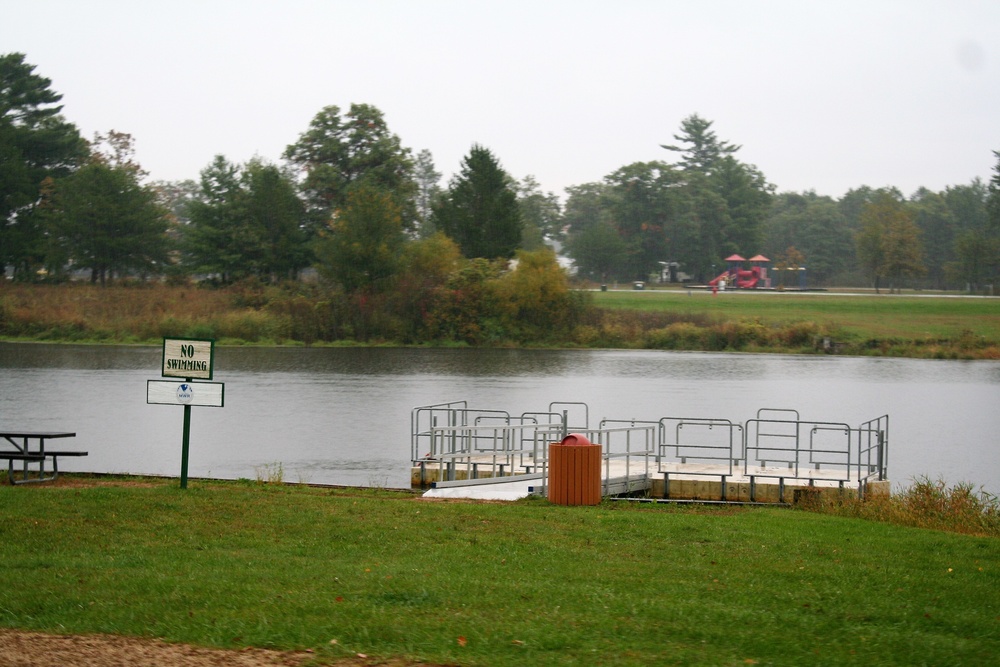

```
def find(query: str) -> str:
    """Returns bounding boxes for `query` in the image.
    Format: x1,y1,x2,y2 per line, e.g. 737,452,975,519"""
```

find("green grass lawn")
593,289,1000,340
2,479,997,666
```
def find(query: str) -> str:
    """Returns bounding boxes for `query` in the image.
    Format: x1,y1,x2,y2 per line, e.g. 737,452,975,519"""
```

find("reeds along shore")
1,282,998,359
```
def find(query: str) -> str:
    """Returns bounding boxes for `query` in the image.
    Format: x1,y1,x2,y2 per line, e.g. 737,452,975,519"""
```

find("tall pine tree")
433,145,522,259
0,53,87,278
47,133,169,284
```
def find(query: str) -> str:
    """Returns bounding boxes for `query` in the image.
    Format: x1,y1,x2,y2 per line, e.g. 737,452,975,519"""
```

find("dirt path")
0,630,444,666
0,630,316,666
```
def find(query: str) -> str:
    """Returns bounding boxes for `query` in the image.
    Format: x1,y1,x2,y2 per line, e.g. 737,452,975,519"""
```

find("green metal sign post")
180,381,192,489
149,338,223,489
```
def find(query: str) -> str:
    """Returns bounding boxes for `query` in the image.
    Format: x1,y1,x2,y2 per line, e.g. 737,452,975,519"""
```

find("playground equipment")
708,254,779,289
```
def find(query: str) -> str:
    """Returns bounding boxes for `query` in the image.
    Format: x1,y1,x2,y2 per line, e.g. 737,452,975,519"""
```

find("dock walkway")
412,402,889,503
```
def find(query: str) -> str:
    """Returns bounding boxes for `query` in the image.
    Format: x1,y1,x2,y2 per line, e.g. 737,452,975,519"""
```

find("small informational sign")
147,380,225,407
162,337,214,380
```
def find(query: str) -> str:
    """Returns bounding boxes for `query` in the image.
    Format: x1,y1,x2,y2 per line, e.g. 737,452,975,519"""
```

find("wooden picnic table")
1,431,88,485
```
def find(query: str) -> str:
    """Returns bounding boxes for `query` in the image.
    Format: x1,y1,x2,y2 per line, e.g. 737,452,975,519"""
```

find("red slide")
735,268,759,288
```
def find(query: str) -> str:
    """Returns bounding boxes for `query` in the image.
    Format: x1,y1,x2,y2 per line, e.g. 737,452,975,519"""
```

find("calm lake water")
1,343,998,494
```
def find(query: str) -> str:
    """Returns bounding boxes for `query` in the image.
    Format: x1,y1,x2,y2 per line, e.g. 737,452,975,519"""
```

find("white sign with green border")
147,380,224,407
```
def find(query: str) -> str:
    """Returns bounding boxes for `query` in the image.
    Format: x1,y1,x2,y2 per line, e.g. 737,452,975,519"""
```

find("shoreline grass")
591,289,1000,358
1,477,998,666
2,282,999,358
593,289,1000,339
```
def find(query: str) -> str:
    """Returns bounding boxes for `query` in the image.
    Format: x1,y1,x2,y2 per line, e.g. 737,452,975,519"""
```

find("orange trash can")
548,433,602,505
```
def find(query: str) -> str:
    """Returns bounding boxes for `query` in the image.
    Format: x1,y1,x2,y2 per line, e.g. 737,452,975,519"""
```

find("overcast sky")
4,0,998,200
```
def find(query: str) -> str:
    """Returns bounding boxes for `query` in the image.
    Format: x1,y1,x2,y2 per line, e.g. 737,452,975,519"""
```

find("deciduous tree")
498,247,582,341
514,175,562,251
313,184,405,294
151,179,199,227
949,154,1000,291
392,232,462,341
712,156,772,256
566,219,627,283
856,191,925,293
763,192,853,285
602,161,680,280
284,104,416,233
562,182,609,235
910,187,956,289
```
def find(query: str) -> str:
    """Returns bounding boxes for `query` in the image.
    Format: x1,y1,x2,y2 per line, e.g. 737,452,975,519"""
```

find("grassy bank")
1,478,998,666
2,282,999,358
593,289,1000,339
586,288,1000,358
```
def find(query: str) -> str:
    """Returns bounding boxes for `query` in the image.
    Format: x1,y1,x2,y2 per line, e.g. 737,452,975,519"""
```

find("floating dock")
412,402,889,503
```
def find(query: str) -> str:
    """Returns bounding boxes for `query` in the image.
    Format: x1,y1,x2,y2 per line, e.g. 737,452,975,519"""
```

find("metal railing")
424,421,565,482
411,400,467,461
587,422,657,494
412,402,889,498
656,416,744,476
743,413,889,488
412,401,524,461
859,414,889,482
417,415,655,494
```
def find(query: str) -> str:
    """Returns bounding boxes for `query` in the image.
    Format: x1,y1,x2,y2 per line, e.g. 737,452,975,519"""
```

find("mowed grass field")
1,479,998,666
593,288,1000,341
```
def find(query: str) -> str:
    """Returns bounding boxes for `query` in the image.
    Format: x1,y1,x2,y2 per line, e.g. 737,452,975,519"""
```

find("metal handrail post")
878,430,886,481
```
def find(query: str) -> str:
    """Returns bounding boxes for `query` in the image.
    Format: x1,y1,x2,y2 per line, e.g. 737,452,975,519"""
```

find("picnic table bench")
1,431,88,485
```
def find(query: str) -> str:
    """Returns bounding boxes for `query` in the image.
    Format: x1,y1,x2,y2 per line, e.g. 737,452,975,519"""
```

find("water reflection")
0,344,158,370
217,346,583,377
1,343,997,494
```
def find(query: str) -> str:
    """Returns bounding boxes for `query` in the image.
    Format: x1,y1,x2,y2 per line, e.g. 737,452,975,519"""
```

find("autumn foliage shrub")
644,322,705,349
575,308,713,349
421,258,507,344
779,320,821,347
415,248,587,345
582,308,826,352
390,233,463,343
264,292,338,344
708,319,771,350
496,248,588,342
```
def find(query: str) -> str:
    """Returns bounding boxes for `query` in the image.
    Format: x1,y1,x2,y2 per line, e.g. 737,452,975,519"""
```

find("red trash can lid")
560,433,592,446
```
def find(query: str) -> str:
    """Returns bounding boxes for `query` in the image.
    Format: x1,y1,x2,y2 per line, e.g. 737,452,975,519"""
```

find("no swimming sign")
162,337,214,380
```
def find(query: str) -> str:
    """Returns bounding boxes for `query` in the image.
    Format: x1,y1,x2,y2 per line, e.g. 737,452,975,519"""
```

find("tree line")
564,116,1000,293
2,51,999,296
